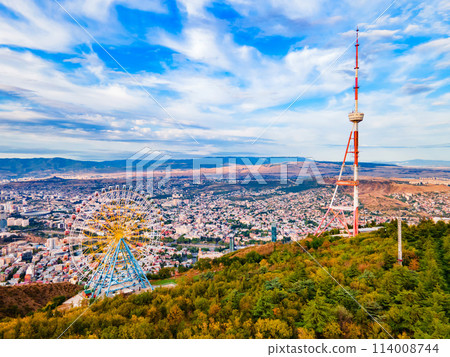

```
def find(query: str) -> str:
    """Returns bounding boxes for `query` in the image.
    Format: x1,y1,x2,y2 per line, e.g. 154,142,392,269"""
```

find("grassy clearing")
151,278,176,286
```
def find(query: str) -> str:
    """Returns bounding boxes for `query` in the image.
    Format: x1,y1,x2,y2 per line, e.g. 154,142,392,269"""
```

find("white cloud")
0,0,448,161
342,29,401,41
0,0,82,52
262,0,324,20
176,0,212,18
226,0,323,20
63,0,167,22
0,103,48,121
0,48,147,112
155,27,232,69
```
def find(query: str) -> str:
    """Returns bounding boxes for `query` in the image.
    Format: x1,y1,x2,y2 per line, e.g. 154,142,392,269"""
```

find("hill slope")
0,282,82,318
0,220,448,339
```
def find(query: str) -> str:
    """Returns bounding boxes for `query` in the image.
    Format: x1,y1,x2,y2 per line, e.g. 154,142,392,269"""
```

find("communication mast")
398,217,403,266
315,28,364,237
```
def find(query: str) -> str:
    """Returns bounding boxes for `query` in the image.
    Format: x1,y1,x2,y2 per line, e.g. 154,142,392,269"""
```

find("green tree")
302,293,334,335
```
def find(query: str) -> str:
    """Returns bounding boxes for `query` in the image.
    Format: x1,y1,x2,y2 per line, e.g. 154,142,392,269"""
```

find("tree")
252,294,274,319
264,277,282,290
323,322,342,338
297,327,315,338
196,258,212,270
168,304,184,326
302,294,334,335
382,252,396,270
254,318,291,338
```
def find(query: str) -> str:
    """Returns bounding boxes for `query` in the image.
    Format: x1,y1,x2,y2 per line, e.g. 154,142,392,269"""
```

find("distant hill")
0,157,126,177
0,157,309,178
384,159,450,167
0,157,449,180
0,157,253,177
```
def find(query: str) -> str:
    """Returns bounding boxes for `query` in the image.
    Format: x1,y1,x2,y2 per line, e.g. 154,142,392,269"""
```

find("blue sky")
0,0,449,162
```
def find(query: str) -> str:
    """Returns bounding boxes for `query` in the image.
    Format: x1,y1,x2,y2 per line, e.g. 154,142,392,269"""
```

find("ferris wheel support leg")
88,242,115,294
121,239,153,290
104,241,122,297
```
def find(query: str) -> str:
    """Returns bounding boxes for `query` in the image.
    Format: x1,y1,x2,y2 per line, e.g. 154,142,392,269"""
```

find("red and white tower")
315,28,364,237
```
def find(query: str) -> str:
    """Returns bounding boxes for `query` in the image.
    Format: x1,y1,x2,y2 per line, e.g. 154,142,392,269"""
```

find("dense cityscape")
1,175,448,287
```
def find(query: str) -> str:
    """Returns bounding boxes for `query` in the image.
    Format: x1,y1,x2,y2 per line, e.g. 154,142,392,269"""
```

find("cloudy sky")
0,0,449,162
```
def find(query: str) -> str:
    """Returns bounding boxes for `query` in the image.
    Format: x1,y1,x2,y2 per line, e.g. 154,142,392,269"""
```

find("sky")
0,0,449,162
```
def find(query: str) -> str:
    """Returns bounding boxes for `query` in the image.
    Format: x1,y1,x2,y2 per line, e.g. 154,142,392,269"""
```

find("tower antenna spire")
355,26,359,112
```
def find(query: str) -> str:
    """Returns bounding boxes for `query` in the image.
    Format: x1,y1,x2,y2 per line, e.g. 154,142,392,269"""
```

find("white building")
198,248,223,260
26,264,35,277
46,238,58,250
175,225,190,236
6,218,29,227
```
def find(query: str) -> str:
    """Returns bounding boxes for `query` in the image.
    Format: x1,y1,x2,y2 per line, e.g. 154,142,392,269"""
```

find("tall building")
271,222,277,242
229,235,235,251
0,219,6,231
0,212,6,232
46,238,58,250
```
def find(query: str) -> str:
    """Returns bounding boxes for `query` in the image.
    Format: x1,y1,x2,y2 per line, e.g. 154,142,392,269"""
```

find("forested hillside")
0,220,448,339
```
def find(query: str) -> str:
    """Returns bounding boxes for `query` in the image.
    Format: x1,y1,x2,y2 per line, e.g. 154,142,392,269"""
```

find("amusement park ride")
315,28,364,237
68,186,163,297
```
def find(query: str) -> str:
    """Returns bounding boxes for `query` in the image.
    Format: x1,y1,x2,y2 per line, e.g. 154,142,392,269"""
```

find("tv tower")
315,28,364,237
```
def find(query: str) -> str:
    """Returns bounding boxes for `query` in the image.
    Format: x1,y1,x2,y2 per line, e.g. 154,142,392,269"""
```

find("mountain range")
0,157,449,179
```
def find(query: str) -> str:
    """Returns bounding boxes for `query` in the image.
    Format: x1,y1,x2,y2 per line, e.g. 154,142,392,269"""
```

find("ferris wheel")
68,185,164,297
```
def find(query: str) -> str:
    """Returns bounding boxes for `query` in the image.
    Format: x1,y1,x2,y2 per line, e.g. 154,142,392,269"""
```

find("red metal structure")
315,28,364,237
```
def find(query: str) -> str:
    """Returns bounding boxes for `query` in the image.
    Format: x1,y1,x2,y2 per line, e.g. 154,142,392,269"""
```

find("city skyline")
0,0,449,162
